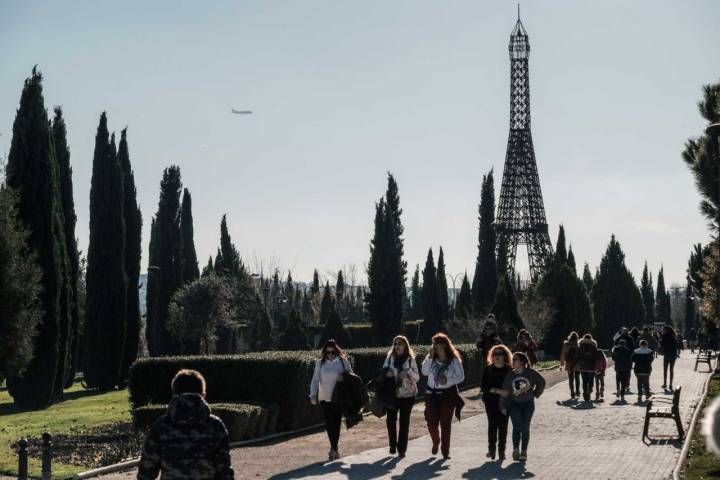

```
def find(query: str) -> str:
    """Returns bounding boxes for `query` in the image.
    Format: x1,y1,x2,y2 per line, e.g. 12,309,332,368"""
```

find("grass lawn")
536,360,560,370
0,381,132,479
683,375,720,479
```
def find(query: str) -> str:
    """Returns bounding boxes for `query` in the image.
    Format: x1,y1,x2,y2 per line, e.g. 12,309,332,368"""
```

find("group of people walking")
309,320,545,464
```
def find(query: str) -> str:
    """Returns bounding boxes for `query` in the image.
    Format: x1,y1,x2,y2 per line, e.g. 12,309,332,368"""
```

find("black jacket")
614,333,635,350
332,371,369,429
367,368,396,417
575,338,598,372
632,347,654,375
611,345,633,372
661,332,678,359
481,364,511,408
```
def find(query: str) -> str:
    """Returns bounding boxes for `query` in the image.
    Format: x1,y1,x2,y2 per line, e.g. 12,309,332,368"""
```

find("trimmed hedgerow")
344,324,375,348
403,320,423,343
128,344,481,433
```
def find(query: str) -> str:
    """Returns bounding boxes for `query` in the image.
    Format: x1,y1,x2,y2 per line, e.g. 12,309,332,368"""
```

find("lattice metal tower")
495,11,554,281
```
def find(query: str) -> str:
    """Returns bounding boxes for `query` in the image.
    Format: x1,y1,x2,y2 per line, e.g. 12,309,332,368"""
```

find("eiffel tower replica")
495,11,554,281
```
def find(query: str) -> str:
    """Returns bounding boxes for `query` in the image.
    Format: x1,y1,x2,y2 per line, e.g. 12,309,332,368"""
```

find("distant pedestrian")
676,330,684,358
476,316,503,362
575,334,599,403
594,348,607,402
137,369,234,480
651,329,661,358
498,352,546,463
481,344,512,460
629,327,641,348
310,340,354,461
560,332,580,400
613,327,635,350
639,327,657,355
422,333,466,460
660,325,679,390
611,340,632,402
515,329,539,366
632,340,654,403
381,335,420,458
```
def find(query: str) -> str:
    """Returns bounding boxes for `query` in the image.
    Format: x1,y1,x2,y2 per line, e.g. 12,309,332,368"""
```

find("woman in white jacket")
421,333,465,459
382,335,420,458
309,340,352,461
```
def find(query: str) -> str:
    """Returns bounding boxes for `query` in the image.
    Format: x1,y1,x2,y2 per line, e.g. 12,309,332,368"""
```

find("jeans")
594,373,605,397
615,370,631,396
387,397,414,454
425,394,455,457
580,371,595,401
484,401,509,455
508,401,535,451
567,371,580,397
636,374,651,399
663,355,677,386
321,401,342,450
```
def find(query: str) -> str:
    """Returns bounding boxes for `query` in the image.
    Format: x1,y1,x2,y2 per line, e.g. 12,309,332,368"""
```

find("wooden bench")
642,386,683,441
694,350,714,372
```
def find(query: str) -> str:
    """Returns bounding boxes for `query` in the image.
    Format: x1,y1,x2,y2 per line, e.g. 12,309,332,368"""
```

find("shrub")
345,324,375,348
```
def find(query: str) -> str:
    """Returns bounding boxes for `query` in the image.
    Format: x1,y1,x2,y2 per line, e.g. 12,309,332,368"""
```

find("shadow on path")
270,456,402,480
462,460,535,479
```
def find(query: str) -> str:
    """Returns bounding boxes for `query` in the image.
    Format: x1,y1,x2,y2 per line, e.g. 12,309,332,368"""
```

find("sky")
1,0,717,288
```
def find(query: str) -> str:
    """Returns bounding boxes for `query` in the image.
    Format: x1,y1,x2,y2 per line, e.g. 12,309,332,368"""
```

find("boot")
486,446,496,460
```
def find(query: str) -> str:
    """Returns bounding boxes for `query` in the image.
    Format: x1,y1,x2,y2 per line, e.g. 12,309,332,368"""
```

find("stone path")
272,355,709,480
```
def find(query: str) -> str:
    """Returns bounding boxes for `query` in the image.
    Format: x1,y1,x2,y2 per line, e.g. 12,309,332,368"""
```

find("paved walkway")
273,355,709,480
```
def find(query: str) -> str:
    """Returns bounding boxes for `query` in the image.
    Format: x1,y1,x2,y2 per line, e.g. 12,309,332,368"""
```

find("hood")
579,337,597,347
634,346,652,354
168,393,211,425
564,339,578,346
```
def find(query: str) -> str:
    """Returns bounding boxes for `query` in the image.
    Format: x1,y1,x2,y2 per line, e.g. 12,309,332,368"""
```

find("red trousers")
425,394,455,456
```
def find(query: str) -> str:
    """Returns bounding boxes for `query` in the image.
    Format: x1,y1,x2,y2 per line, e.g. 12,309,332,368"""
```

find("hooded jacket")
575,337,598,372
611,344,633,372
632,346,654,375
138,393,234,480
560,339,579,372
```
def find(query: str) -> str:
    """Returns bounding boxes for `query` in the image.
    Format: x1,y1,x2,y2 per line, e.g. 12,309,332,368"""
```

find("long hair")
387,335,416,359
430,333,462,363
566,331,579,342
663,325,676,339
486,344,512,366
517,329,532,342
319,339,347,363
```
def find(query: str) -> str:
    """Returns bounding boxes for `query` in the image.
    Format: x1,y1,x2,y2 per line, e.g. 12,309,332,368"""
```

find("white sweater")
421,356,465,390
309,356,352,402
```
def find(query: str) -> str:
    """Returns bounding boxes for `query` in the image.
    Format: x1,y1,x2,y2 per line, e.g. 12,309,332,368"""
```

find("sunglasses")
325,350,337,356
393,342,404,346
493,352,506,358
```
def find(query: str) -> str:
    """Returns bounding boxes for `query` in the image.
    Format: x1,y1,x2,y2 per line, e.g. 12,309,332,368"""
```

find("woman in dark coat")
575,334,599,403
481,344,513,460
660,325,679,390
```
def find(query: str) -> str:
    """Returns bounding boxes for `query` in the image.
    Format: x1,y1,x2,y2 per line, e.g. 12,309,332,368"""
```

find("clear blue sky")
1,0,717,288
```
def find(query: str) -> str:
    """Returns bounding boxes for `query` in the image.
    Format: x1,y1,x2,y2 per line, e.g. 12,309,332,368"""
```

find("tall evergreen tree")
555,225,568,264
320,301,351,347
582,262,594,293
285,272,295,302
217,214,244,278
277,308,310,350
492,274,524,343
640,262,655,325
117,128,142,384
655,266,672,325
567,245,577,275
52,107,81,389
437,247,449,320
85,119,128,389
684,277,696,337
410,264,422,321
496,235,509,279
335,270,345,300
368,174,407,344
455,273,472,319
146,218,160,355
180,189,199,283
253,309,274,351
201,256,214,277
591,235,644,346
311,269,320,295
472,170,497,315
420,248,442,343
320,282,333,325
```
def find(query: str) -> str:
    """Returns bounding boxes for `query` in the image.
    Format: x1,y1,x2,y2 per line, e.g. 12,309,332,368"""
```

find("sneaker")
498,450,506,460
661,384,666,389
519,451,527,462
329,449,339,461
432,443,439,455
398,451,406,458
486,450,496,460
442,453,451,460
389,446,396,455
669,385,673,391
512,449,520,461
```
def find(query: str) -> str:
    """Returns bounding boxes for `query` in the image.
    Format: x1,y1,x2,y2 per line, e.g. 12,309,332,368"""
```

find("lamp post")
445,272,464,319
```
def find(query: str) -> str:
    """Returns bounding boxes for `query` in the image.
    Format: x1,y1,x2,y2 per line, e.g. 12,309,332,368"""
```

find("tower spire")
518,3,520,21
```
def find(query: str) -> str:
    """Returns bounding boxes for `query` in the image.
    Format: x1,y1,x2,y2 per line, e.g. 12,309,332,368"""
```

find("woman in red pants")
421,333,465,459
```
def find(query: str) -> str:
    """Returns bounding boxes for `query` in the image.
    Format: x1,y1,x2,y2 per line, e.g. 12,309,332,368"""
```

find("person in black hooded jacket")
611,340,632,402
575,334,599,403
481,344,513,460
660,325,679,390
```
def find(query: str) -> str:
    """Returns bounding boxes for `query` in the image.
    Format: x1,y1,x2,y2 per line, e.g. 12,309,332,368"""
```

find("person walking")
498,352,546,463
676,330,684,358
611,339,633,402
575,334,599,403
560,332,580,400
137,369,234,480
515,329,539,366
310,340,354,461
382,335,420,458
594,348,607,402
660,325,679,390
481,344,512,460
632,340,654,403
614,327,635,349
629,327,641,349
422,333,465,460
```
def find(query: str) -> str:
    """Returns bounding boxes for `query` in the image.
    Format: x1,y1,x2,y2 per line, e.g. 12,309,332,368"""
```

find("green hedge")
128,344,482,433
403,320,423,343
134,403,277,441
345,324,375,348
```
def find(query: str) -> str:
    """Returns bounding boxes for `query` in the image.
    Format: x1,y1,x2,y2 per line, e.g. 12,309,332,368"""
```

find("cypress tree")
311,269,320,295
591,235,644,347
6,68,74,408
472,170,497,315
567,245,577,275
118,128,142,384
85,119,128,389
555,225,568,264
420,248,442,343
582,262,594,293
302,290,312,323
285,272,295,301
320,301,351,347
217,214,244,278
455,273,472,319
684,277,696,337
320,282,333,325
437,247,449,320
497,235,509,281
410,264,422,321
336,271,345,301
253,309,274,351
180,189,199,283
146,218,160,355
52,107,81,389
492,274,524,343
201,256,214,277
640,262,655,325
277,308,310,350
655,266,672,325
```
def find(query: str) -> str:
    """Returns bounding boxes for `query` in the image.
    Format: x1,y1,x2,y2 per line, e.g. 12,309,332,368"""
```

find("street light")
445,272,465,319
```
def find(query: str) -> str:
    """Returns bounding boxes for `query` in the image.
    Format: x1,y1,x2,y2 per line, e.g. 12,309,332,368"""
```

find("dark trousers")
567,371,580,396
484,402,509,455
636,374,651,398
387,397,414,454
425,394,455,457
321,401,342,450
580,371,595,401
508,401,535,451
615,370,631,396
663,355,676,386
594,373,605,396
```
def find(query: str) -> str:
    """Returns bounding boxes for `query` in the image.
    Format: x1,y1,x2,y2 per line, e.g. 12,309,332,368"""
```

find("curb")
672,372,715,480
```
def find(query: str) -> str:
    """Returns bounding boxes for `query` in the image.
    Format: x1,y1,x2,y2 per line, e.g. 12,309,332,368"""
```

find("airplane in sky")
232,109,252,114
